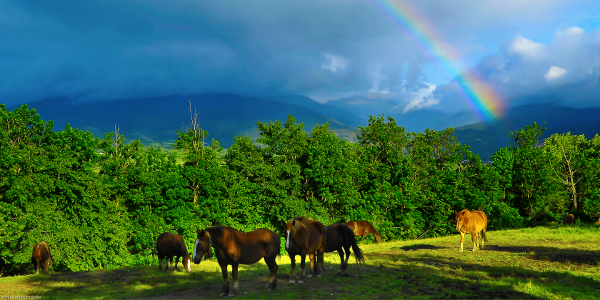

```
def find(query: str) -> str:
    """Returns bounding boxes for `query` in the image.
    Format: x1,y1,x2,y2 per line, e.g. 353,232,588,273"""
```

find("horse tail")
344,226,365,264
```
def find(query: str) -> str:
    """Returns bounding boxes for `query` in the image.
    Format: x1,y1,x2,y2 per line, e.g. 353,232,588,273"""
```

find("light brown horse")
32,241,51,274
455,210,488,252
344,220,382,244
193,226,280,297
283,217,326,283
323,223,365,276
563,214,575,225
156,232,191,272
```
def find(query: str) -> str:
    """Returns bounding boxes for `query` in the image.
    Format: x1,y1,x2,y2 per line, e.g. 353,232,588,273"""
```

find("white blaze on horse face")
285,230,290,250
193,238,199,261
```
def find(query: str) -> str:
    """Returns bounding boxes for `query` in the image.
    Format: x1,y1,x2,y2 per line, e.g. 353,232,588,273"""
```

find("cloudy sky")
2,0,600,121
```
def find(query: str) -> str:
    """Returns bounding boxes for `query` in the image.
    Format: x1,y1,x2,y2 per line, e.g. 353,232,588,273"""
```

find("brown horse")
455,209,488,252
193,226,280,297
323,223,365,276
563,214,575,225
156,232,191,272
344,220,382,244
283,217,327,283
31,241,51,274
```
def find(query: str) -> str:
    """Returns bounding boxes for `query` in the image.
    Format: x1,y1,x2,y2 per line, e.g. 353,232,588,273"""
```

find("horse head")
455,210,470,232
283,219,306,251
193,229,213,264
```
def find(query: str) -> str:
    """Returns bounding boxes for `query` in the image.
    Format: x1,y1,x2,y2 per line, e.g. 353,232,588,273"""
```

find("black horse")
324,222,365,276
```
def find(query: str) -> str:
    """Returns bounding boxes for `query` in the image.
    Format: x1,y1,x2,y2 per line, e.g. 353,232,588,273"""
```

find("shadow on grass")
369,251,600,300
486,245,600,265
394,244,447,251
22,257,541,299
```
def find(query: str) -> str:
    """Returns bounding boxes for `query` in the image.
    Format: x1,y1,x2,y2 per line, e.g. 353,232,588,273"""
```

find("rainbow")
370,0,505,123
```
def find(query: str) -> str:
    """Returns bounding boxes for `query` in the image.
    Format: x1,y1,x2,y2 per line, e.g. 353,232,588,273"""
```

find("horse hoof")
289,280,295,283
298,280,305,284
306,274,312,278
459,249,464,252
316,275,321,277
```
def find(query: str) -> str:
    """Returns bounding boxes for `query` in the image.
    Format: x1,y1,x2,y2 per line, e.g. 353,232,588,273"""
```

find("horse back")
470,211,488,232
157,232,188,257
32,242,51,260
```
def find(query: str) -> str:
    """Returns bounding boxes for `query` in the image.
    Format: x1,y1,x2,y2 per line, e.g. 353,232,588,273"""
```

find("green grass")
2,224,599,299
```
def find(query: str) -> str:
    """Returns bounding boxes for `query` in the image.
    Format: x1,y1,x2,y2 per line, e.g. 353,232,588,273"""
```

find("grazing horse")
283,217,327,283
193,226,280,297
563,214,575,225
156,232,191,272
323,223,365,276
455,209,488,252
32,241,51,274
344,220,382,244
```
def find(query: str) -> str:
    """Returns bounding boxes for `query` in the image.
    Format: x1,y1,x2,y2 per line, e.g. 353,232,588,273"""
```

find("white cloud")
544,66,568,81
403,83,439,113
507,36,543,57
556,27,584,38
321,53,348,72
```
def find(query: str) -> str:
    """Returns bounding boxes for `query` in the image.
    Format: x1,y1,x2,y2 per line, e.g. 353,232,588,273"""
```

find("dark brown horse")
563,214,576,225
31,241,51,274
283,217,326,283
156,232,191,272
193,226,280,297
455,209,488,252
323,223,365,276
344,220,382,244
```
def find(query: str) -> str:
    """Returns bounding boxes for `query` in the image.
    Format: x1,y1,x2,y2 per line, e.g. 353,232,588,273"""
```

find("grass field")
2,225,599,299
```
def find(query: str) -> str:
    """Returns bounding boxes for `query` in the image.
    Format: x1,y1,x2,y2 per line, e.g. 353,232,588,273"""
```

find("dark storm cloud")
1,0,428,106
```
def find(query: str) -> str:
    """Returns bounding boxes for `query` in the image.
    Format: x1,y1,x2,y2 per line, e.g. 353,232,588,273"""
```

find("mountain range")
8,94,600,161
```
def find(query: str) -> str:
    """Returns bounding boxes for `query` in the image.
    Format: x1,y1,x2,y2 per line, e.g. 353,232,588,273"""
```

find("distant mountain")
12,94,359,148
454,103,600,161
265,94,365,128
326,92,478,132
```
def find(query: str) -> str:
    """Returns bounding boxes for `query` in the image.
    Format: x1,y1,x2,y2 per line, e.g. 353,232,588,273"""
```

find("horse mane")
367,222,382,243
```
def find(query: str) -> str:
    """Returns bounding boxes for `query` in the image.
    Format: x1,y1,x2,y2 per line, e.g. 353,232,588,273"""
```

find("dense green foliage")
2,104,600,275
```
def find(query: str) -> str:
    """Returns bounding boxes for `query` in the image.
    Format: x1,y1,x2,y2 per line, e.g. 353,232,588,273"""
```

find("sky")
2,0,600,123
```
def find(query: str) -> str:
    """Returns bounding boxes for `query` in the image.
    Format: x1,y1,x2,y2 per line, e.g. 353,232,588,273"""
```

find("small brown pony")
455,209,488,252
156,232,191,272
344,220,382,244
563,214,575,225
193,226,280,297
323,223,365,276
32,241,51,274
283,217,326,283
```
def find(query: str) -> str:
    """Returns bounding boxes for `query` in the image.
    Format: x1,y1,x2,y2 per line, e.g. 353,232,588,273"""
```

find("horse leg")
480,229,487,250
459,232,465,252
168,256,173,271
264,256,278,290
298,254,306,283
360,232,367,244
471,232,478,251
336,249,345,275
219,262,230,296
158,254,163,271
36,259,40,274
289,255,297,283
174,256,179,271
306,253,315,277
344,245,351,275
229,263,239,297
316,250,324,277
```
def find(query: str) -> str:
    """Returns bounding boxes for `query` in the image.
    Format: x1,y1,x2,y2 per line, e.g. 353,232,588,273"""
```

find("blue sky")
2,0,600,119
